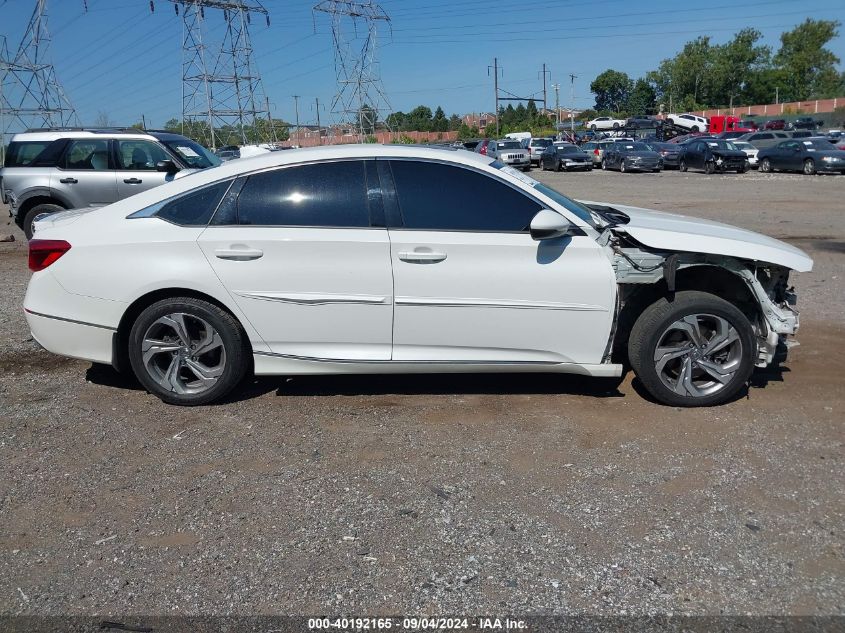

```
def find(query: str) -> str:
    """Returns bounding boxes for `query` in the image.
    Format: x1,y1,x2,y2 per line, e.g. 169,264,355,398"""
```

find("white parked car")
586,116,627,131
731,140,759,168
665,113,710,133
24,145,810,407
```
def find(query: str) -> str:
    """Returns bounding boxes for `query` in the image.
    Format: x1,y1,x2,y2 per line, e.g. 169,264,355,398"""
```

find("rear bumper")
25,310,114,364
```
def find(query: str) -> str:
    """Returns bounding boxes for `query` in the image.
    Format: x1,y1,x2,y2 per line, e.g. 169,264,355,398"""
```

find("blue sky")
2,0,844,131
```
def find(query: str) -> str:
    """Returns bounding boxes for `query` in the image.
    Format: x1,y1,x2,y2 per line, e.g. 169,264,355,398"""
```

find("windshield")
491,161,597,228
705,140,738,150
162,139,221,168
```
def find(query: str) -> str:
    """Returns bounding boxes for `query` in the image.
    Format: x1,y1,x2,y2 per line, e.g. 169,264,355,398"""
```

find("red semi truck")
709,115,757,135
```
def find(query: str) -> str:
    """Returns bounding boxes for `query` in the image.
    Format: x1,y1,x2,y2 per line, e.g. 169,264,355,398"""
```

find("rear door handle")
398,251,447,263
123,178,143,184
214,247,264,261
59,177,78,184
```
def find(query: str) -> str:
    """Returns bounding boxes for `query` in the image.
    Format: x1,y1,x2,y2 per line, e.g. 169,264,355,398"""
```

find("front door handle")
214,247,264,261
123,178,143,184
398,251,447,263
59,177,78,184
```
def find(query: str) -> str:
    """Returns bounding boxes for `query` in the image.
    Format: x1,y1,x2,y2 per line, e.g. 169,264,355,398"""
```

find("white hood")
582,202,813,272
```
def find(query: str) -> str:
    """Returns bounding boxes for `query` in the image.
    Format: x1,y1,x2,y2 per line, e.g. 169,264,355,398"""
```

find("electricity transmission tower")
313,0,392,141
152,0,274,149
1,0,80,161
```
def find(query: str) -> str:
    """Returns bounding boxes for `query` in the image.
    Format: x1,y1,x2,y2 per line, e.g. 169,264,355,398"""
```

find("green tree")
626,78,656,115
774,19,841,100
448,113,462,131
590,69,632,112
432,106,448,132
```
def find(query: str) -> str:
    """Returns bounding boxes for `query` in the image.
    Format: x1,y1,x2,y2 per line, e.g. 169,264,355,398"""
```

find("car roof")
10,128,193,143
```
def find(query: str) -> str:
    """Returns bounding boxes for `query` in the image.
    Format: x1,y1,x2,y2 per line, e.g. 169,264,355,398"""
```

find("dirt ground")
0,168,843,618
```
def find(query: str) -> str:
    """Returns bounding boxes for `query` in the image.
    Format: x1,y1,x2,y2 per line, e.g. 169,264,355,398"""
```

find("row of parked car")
465,131,845,176
585,113,826,134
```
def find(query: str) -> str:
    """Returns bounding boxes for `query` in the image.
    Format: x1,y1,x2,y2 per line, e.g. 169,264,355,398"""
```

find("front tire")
128,297,249,406
628,291,755,407
803,158,816,175
23,203,64,240
704,160,715,174
679,159,687,172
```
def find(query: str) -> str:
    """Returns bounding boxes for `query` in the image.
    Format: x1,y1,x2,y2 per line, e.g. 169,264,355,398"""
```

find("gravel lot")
0,168,843,618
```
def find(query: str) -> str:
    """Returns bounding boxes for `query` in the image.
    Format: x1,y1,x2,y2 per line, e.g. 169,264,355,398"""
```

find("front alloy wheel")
803,158,816,175
628,291,755,407
128,297,249,405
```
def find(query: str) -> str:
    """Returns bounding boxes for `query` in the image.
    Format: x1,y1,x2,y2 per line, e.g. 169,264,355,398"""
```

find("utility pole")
314,96,322,145
293,94,300,146
488,58,500,137
540,63,551,113
265,96,276,144
569,73,577,135
775,86,779,104
552,83,560,133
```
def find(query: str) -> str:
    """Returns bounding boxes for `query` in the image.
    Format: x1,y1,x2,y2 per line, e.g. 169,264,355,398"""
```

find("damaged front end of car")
601,230,801,369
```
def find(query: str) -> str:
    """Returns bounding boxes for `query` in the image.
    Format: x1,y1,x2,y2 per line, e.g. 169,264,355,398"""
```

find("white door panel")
389,230,616,363
198,227,393,360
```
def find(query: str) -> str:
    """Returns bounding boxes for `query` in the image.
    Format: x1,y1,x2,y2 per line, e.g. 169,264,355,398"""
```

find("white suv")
586,116,627,131
665,113,710,133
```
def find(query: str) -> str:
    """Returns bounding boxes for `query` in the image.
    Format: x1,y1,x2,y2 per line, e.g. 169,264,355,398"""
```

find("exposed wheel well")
611,265,760,364
16,196,67,227
113,288,253,375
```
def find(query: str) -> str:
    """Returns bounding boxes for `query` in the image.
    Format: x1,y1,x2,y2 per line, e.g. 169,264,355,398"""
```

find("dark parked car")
540,143,592,171
642,141,681,168
601,141,662,172
764,119,786,130
736,131,790,149
679,139,748,174
788,117,823,131
626,115,656,129
758,138,845,175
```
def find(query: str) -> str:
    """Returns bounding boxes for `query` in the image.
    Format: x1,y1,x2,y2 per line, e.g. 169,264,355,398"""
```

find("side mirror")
530,209,573,241
156,159,180,174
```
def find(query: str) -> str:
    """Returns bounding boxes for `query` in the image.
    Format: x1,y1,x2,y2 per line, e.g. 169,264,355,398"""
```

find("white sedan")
24,145,811,407
586,116,627,131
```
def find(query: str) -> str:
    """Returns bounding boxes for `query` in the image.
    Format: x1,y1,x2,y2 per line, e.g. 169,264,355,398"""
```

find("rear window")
4,141,51,167
128,180,232,226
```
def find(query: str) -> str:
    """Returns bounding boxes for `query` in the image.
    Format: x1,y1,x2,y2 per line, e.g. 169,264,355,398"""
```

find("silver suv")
1,128,220,238
484,139,530,171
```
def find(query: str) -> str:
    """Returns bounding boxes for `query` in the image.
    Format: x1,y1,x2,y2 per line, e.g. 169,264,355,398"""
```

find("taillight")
593,149,599,155
28,239,71,272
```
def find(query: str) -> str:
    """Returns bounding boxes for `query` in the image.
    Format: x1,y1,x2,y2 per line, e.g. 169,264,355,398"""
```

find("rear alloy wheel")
620,160,627,173
760,158,772,173
612,122,620,129
803,158,816,175
691,125,700,133
128,297,249,405
23,203,64,240
591,124,597,131
628,291,755,407
704,160,715,175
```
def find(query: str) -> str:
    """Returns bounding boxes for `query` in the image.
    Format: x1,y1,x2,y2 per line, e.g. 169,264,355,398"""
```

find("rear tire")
128,297,249,406
704,160,715,174
23,203,64,240
628,291,755,407
760,158,772,173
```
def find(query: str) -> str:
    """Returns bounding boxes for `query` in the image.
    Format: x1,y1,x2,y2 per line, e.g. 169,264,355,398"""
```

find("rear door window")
61,139,111,170
236,160,371,227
